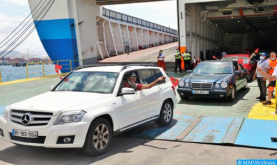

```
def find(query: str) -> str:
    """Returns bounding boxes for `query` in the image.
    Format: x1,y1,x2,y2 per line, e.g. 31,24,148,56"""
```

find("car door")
239,64,248,87
234,63,247,90
116,70,148,130
138,69,160,119
149,69,167,117
233,62,242,90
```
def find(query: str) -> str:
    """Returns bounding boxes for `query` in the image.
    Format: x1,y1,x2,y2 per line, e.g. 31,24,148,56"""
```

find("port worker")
254,52,270,101
174,48,182,73
157,50,166,71
263,52,277,105
183,49,191,71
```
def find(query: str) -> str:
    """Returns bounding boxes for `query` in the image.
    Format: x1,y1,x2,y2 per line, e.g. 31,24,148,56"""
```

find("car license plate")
12,129,38,138
192,90,209,94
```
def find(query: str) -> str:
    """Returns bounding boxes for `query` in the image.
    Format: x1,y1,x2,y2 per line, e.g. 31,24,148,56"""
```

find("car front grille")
191,83,213,89
10,110,53,126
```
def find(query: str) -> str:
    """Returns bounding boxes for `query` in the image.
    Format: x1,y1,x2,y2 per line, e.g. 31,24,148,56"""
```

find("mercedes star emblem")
21,113,31,125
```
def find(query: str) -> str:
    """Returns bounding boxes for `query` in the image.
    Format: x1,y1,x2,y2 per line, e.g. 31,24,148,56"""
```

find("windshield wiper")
213,73,229,74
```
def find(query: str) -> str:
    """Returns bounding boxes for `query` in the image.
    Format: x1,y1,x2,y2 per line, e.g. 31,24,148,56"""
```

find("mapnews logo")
237,159,277,165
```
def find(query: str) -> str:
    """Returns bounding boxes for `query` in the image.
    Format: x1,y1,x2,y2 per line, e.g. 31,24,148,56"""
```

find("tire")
83,118,112,156
180,96,189,100
155,100,173,126
227,86,236,101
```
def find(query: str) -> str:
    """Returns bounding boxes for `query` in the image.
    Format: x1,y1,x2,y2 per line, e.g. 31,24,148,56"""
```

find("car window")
153,69,165,84
119,70,141,93
122,71,141,84
153,69,163,78
139,69,156,84
193,63,233,74
55,72,118,93
222,56,249,64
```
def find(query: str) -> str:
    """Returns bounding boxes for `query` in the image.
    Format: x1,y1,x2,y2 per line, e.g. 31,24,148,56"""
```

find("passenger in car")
123,72,166,90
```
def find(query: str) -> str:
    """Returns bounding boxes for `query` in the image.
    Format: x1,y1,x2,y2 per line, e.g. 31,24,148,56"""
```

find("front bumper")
0,116,90,148
177,88,232,98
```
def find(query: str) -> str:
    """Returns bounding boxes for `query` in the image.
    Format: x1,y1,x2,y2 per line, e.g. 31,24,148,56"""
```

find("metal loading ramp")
129,115,277,150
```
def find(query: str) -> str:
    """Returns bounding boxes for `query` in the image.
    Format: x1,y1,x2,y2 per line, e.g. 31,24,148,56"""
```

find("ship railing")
0,60,79,83
26,60,79,79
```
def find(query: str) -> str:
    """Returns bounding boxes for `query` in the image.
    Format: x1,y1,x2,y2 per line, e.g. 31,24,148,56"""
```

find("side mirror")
50,85,54,91
187,70,192,73
121,88,135,95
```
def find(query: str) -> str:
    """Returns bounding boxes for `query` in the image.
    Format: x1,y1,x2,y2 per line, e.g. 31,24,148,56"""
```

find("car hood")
10,91,114,114
188,74,231,82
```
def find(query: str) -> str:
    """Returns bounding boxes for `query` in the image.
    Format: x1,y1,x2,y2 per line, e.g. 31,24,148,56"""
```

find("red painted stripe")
239,8,244,17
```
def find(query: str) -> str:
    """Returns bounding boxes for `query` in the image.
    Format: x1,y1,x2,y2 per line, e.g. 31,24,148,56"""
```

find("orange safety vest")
269,59,277,75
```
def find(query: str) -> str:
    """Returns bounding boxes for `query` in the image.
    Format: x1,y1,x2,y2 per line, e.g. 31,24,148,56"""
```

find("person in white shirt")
254,53,269,101
157,50,165,71
257,52,277,113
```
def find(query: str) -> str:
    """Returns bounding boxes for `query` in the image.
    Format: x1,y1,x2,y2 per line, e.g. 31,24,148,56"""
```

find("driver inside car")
123,72,166,90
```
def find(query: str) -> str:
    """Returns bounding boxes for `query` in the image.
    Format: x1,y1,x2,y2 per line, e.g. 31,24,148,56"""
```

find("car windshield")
193,63,233,74
54,72,118,93
222,56,249,64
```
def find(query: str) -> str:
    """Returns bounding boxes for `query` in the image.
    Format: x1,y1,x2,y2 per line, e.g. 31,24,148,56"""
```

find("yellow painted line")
0,77,46,86
248,99,277,120
0,73,69,86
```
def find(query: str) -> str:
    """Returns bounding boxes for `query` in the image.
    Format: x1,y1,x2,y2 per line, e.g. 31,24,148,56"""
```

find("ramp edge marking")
176,116,202,141
222,117,245,144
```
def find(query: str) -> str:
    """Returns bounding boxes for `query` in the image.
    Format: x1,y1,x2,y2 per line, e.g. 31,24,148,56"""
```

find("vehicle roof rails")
121,63,155,71
75,64,119,70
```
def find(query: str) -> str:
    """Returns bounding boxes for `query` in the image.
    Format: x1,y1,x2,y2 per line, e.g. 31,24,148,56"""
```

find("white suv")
0,65,177,155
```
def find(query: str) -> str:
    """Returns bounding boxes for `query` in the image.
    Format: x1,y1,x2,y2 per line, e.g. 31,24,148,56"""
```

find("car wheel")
227,86,236,101
180,96,189,100
83,118,112,156
155,100,173,126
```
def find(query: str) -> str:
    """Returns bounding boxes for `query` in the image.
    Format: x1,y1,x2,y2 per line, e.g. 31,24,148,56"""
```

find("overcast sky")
0,0,177,57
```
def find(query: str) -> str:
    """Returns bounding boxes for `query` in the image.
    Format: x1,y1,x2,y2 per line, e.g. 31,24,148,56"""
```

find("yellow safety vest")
175,52,182,59
184,53,191,60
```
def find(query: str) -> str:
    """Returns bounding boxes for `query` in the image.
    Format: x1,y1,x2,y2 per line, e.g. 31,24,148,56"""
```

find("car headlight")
54,110,86,125
2,106,10,120
221,81,228,88
215,84,220,88
185,83,189,88
179,80,184,87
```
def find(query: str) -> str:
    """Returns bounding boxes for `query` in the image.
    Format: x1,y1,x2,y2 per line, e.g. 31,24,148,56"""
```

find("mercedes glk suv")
0,65,177,155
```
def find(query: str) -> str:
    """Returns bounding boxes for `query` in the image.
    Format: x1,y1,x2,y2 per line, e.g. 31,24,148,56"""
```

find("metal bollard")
0,70,2,83
42,62,45,77
26,64,29,79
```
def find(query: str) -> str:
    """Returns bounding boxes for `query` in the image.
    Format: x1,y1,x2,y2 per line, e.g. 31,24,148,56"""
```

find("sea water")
0,64,56,82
